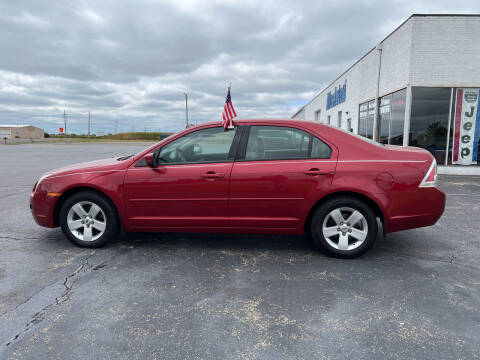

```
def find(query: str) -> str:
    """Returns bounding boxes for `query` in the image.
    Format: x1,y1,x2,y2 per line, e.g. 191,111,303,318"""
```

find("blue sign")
326,80,347,110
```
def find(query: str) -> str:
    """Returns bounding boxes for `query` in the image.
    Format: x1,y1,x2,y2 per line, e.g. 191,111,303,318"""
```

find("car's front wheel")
59,191,118,248
310,196,378,258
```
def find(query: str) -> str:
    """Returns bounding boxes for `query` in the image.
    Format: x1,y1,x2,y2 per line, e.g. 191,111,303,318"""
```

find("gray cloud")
0,0,479,134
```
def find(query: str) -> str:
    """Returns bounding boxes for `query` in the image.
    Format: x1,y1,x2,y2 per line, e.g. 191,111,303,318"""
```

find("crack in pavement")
0,234,58,242
0,278,60,318
0,235,44,241
55,254,107,305
0,236,25,241
0,251,107,352
55,252,95,305
377,248,480,271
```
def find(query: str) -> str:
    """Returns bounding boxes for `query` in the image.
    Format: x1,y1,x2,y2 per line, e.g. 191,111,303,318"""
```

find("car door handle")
201,171,225,179
304,168,330,176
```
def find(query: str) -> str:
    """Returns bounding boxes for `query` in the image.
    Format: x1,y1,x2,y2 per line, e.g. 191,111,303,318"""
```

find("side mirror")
145,153,155,167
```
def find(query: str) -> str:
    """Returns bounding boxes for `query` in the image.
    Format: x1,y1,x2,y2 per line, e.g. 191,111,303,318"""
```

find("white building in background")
292,14,480,173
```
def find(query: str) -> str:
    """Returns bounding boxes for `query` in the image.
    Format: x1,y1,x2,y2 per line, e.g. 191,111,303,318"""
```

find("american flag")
222,87,237,129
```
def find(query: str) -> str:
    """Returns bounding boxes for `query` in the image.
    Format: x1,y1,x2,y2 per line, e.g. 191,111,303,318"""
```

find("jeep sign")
453,88,480,165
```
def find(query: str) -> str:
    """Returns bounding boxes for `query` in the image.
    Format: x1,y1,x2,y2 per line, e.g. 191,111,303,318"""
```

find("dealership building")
292,14,480,174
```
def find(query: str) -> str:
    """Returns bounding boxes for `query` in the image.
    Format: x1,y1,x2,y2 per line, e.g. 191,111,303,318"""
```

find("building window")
358,100,375,139
379,96,391,143
409,87,451,162
327,115,331,125
0,129,12,138
337,111,342,128
379,88,406,145
314,109,321,122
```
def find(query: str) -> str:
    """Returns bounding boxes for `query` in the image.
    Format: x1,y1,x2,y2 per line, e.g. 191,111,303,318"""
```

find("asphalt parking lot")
0,142,479,360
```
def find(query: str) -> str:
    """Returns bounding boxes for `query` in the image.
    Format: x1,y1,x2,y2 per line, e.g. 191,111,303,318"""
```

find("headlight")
34,173,50,192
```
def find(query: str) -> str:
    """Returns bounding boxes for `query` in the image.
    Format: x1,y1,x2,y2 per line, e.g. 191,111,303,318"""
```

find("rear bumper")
385,186,446,233
30,191,57,228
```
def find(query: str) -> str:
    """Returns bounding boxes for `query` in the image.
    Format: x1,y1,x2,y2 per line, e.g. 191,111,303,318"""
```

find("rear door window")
311,136,332,159
244,126,331,161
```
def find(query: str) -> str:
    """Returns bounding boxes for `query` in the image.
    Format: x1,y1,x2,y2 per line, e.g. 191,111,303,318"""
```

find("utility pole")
63,110,67,143
184,92,189,128
88,112,91,138
115,120,118,134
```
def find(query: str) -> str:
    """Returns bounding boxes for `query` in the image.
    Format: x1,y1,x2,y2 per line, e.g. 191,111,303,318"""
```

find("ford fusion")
30,120,445,257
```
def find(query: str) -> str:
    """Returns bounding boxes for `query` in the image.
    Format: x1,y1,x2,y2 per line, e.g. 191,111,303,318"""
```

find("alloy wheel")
322,207,368,251
67,201,107,242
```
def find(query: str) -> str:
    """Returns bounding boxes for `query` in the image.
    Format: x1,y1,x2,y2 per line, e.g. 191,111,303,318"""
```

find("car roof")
196,118,309,125
194,118,329,129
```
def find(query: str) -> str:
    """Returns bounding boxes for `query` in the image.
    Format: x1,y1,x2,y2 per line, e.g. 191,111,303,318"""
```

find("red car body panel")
228,158,336,231
30,119,446,236
124,162,233,229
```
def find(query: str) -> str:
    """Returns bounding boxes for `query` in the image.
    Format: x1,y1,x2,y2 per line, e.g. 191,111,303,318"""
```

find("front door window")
158,126,237,164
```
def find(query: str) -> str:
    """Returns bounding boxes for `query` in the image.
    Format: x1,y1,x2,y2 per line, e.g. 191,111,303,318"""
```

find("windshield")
131,132,179,160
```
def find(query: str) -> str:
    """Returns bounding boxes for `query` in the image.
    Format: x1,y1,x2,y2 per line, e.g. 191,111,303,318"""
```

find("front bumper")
30,191,57,228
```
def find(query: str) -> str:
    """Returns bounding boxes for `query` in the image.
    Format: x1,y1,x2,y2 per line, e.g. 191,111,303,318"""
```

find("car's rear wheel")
310,196,378,258
59,191,118,248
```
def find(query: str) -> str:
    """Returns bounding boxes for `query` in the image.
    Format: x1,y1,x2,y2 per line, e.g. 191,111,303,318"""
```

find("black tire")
310,196,378,258
59,191,119,248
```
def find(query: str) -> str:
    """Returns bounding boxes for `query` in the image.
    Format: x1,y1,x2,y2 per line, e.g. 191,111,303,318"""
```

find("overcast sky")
1,0,479,134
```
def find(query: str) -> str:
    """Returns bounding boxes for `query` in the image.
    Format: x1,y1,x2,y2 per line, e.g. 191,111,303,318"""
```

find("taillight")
419,159,437,187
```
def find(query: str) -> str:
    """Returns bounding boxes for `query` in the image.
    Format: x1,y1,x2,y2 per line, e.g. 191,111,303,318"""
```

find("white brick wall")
378,18,412,95
294,15,480,134
410,16,480,87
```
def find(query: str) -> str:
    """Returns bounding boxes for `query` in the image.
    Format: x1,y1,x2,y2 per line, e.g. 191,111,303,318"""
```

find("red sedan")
30,120,445,257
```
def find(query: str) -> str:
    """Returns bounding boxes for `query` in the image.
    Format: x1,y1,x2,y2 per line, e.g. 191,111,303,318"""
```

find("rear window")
324,124,385,147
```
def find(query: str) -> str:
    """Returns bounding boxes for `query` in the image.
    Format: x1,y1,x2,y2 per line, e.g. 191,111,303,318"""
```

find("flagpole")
227,83,235,129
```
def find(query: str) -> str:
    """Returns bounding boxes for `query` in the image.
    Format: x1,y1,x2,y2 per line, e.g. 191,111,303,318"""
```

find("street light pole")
373,43,382,142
